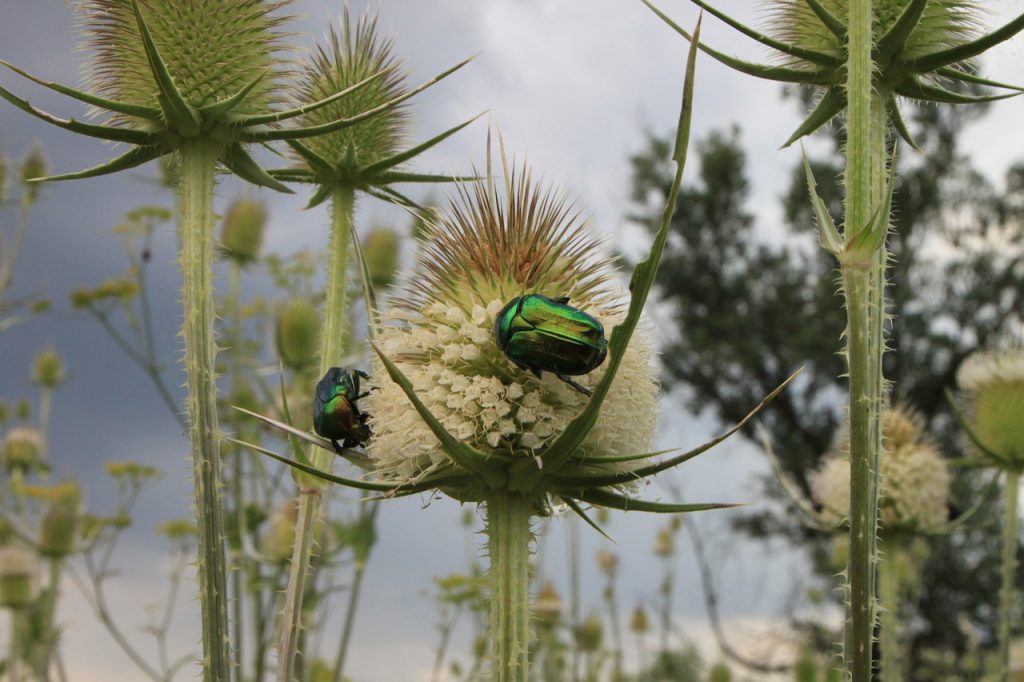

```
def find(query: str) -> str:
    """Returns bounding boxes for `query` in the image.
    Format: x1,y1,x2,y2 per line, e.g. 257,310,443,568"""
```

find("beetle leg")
556,374,592,397
354,391,370,400
553,296,570,304
529,367,543,380
330,438,344,455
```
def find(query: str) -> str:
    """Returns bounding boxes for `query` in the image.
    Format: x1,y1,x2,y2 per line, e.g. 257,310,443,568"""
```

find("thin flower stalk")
1000,470,1019,681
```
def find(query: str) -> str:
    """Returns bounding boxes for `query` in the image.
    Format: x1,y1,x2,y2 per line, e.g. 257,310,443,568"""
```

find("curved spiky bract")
77,0,292,125
294,9,408,170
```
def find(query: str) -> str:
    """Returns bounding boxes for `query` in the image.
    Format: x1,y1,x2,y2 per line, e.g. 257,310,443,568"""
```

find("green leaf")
935,67,1024,93
232,69,391,126
246,56,475,142
229,438,399,492
131,0,200,136
285,140,336,177
876,0,928,60
681,0,838,67
641,2,834,85
512,15,701,494
568,448,675,465
896,78,1020,105
304,185,333,210
29,146,165,182
802,145,842,255
907,12,1024,72
198,70,268,120
348,219,381,332
359,111,487,176
231,405,373,471
551,371,799,488
371,341,505,484
0,58,161,120
845,145,897,258
886,95,921,152
375,171,480,184
0,84,161,144
802,0,846,39
563,498,614,542
782,87,845,148
569,488,739,514
221,144,294,193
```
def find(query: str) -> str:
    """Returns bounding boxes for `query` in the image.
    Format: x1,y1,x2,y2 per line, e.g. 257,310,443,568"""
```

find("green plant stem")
1000,469,1020,682
277,185,355,682
841,1,889,679
331,503,379,682
227,261,245,680
878,536,901,682
178,138,231,682
10,608,20,682
487,492,533,682
569,516,581,682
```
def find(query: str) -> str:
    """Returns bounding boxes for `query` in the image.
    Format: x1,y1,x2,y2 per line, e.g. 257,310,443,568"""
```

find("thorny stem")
602,561,623,679
1000,469,1020,682
226,262,245,679
878,536,902,682
841,0,889,679
331,504,379,682
178,138,231,682
569,516,581,682
0,191,35,298
487,492,533,682
277,185,355,682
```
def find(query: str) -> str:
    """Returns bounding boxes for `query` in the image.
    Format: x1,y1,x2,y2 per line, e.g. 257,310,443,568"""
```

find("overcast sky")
2,2,1023,681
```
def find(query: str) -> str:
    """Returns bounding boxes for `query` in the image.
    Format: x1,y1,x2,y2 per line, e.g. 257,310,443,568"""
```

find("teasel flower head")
643,0,1024,148
364,163,659,502
0,0,427,191
956,346,1024,467
0,544,38,609
810,405,951,532
270,6,479,208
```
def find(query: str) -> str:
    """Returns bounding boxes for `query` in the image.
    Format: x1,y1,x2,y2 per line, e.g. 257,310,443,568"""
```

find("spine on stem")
179,138,232,682
277,186,355,682
487,492,533,682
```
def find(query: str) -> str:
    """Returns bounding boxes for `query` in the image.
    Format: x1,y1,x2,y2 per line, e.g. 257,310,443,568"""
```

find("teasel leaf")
198,70,269,120
906,12,1024,72
886,95,921,152
276,367,312,466
782,87,845,148
802,145,843,255
245,55,474,142
877,0,928,60
563,498,614,542
895,78,1020,105
304,185,333,210
232,405,372,470
374,171,480,184
0,58,160,120
756,424,840,532
568,448,675,465
234,68,391,126
568,488,739,514
284,140,336,176
130,0,200,135
0,84,160,144
681,0,838,66
802,0,846,39
222,143,293,193
371,341,506,485
361,111,487,176
845,146,898,259
365,184,422,210
29,145,165,182
230,438,402,493
935,67,1024,93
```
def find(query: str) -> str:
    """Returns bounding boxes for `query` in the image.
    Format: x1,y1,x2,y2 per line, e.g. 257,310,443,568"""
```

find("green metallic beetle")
313,367,371,452
494,293,608,396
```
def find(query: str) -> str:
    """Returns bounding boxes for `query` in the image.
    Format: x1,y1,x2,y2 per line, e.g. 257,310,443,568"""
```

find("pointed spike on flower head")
290,6,409,176
74,0,293,129
363,152,660,498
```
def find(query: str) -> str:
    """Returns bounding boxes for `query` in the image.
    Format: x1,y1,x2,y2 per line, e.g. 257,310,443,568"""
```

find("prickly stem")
179,138,232,682
277,186,355,681
999,469,1020,682
486,492,533,682
878,536,902,682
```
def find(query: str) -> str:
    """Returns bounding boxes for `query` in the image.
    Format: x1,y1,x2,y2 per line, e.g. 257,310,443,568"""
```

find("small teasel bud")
534,580,564,624
19,145,46,202
0,544,37,609
260,500,297,561
2,426,45,473
363,227,401,289
32,347,66,389
275,299,321,372
573,614,604,652
957,348,1024,463
596,549,618,577
629,605,649,634
14,399,30,421
37,481,82,558
219,198,267,266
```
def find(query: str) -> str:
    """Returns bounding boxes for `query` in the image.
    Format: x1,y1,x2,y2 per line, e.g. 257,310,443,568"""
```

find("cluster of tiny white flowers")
810,408,951,532
957,349,1024,392
366,297,658,485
